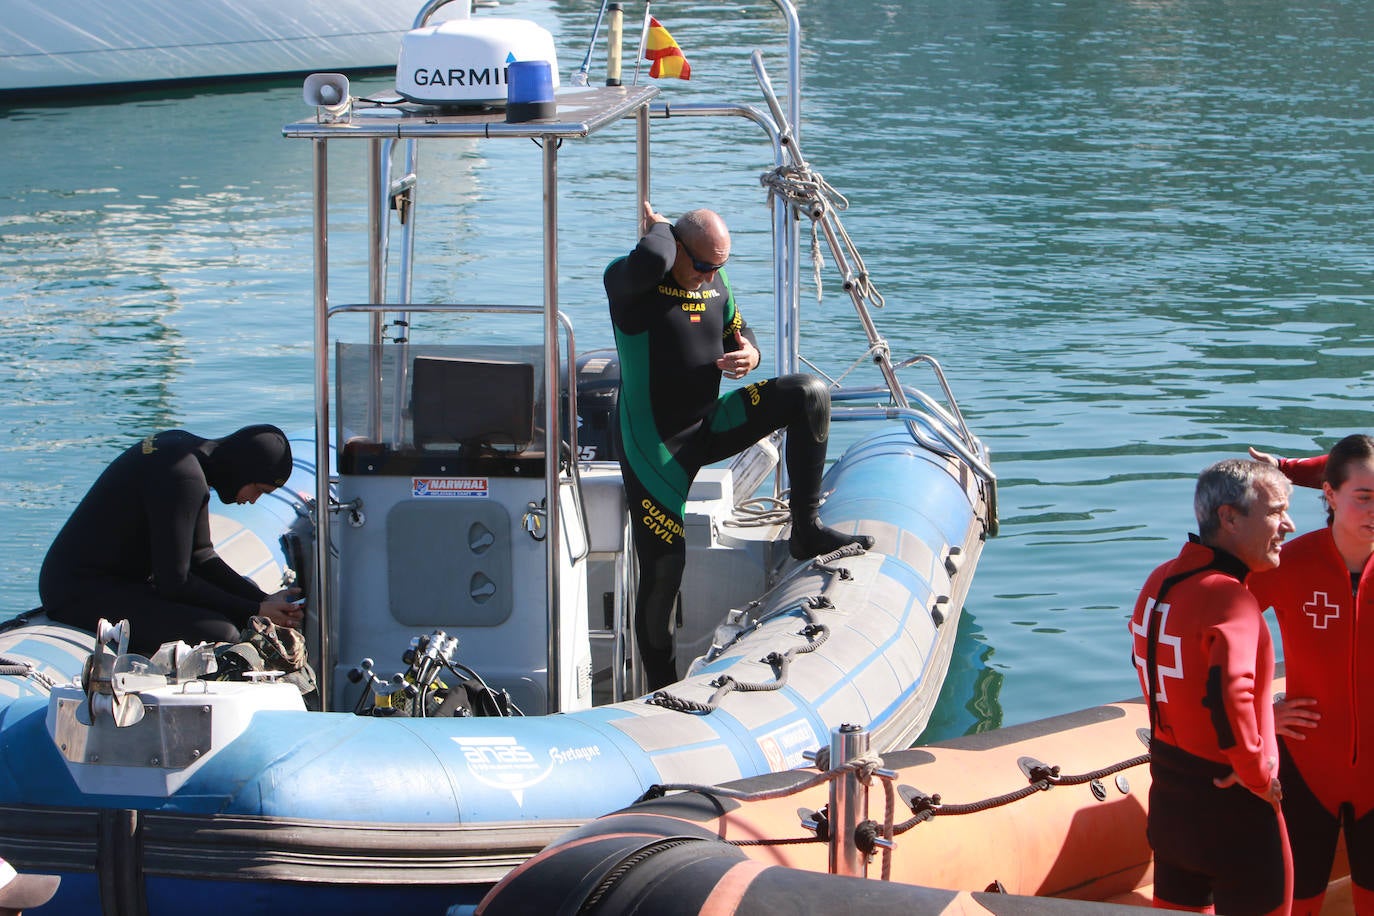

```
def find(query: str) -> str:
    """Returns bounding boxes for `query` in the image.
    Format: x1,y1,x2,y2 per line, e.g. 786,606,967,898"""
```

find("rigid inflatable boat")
0,2,996,913
479,676,1355,914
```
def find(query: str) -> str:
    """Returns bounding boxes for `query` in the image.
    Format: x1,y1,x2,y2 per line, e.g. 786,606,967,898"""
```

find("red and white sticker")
412,477,489,498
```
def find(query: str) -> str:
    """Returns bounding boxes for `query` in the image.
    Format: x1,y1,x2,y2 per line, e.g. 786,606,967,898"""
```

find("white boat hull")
0,0,419,94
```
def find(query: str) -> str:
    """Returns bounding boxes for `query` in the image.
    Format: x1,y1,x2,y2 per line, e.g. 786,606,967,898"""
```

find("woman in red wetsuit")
1249,434,1374,915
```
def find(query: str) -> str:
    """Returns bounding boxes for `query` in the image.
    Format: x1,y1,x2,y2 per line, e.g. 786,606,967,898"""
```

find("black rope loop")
892,752,1151,835
812,560,853,579
646,623,830,713
645,691,714,714
731,805,829,848
854,819,883,856
1048,754,1151,786
794,623,830,654
1025,763,1060,788
811,541,869,565
636,784,669,803
730,834,824,848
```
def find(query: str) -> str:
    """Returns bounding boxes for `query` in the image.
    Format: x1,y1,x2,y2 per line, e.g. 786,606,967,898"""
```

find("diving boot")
782,375,875,560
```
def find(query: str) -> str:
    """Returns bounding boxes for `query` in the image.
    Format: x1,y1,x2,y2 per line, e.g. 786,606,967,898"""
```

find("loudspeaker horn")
303,72,352,121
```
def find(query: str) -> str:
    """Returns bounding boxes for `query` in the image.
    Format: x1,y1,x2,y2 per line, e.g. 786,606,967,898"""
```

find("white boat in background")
0,0,435,97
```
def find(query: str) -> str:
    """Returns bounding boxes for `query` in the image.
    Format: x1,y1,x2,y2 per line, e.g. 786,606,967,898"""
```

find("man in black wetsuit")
605,204,873,690
40,425,304,655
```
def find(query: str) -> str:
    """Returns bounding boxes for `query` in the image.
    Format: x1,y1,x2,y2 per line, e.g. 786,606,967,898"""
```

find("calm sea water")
1,0,1370,742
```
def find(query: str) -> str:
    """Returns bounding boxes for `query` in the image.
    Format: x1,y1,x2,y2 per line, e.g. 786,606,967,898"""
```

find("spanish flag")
645,17,691,80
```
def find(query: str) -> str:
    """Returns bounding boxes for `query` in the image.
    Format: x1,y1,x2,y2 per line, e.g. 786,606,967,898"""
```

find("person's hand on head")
1248,446,1283,468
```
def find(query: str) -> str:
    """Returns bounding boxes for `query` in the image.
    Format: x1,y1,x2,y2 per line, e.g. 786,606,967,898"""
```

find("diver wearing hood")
40,425,303,655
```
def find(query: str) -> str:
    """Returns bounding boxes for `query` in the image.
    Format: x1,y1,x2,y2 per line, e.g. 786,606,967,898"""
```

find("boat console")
328,341,588,716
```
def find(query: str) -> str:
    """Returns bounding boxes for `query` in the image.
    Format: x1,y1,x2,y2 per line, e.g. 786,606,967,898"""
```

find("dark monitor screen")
410,356,536,450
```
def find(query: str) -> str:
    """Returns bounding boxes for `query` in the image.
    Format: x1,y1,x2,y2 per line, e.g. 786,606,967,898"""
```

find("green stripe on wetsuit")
608,253,747,516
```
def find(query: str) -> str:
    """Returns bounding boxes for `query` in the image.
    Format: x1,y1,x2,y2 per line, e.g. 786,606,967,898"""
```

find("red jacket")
1249,527,1374,816
1130,538,1279,793
1279,454,1326,489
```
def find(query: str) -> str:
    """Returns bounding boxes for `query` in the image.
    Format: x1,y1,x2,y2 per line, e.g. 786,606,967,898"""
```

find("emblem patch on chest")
1303,591,1341,630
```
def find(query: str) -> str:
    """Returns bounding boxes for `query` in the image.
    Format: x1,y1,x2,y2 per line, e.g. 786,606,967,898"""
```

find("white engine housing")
396,18,560,106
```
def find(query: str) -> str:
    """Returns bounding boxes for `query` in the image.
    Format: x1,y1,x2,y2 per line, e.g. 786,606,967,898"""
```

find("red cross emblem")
1303,591,1341,630
1131,598,1184,702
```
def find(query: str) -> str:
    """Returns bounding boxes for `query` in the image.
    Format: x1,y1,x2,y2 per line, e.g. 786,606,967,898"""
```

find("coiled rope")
723,495,792,529
760,161,884,312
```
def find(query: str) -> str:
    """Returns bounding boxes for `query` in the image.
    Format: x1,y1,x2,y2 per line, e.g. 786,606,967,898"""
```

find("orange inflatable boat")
478,679,1353,914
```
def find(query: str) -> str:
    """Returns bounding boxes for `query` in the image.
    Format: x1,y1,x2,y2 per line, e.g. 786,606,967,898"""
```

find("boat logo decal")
451,737,604,805
758,719,816,770
549,744,602,765
410,66,509,88
1130,598,1183,702
413,477,489,498
1303,591,1341,630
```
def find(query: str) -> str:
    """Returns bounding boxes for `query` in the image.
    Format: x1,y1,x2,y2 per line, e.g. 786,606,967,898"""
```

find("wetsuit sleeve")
730,315,759,352
605,223,676,332
1202,590,1275,793
191,554,270,605
146,463,263,622
1278,454,1326,489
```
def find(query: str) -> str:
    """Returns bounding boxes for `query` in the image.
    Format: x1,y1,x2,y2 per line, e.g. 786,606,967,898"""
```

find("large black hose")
475,807,1144,915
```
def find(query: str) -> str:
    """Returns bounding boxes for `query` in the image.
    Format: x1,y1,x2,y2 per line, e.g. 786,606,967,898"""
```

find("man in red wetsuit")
1249,434,1374,915
1130,458,1294,915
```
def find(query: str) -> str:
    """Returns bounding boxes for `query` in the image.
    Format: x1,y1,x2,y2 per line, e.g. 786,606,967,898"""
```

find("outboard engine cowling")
568,349,620,463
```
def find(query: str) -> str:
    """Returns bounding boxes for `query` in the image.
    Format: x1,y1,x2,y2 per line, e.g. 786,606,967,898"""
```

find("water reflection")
918,608,1005,742
0,0,1370,734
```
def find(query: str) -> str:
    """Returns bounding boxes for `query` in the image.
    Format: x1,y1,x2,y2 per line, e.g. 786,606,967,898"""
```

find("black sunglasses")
670,226,728,274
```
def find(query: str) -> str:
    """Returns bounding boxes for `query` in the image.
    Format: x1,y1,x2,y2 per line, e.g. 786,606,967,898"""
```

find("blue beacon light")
505,59,556,122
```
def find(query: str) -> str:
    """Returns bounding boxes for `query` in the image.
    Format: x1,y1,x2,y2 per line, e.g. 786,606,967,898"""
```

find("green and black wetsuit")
605,222,871,690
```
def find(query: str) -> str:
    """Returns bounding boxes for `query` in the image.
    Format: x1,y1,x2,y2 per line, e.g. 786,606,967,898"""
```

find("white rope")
724,495,792,528
761,162,885,311
0,655,57,690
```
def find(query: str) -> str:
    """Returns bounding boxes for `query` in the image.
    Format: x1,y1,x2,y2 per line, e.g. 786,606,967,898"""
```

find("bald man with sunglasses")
604,203,873,691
